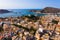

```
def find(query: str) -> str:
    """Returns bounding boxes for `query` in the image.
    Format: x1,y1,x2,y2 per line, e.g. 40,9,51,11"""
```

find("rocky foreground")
0,15,60,40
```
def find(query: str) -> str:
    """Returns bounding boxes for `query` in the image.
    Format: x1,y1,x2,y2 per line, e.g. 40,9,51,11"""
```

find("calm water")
0,9,46,18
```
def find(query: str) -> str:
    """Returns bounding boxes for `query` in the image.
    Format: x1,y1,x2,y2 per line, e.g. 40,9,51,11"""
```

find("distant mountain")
30,7,60,13
0,9,11,13
41,7,60,13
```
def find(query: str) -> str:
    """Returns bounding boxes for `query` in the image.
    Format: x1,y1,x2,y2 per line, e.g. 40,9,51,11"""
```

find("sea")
0,9,46,18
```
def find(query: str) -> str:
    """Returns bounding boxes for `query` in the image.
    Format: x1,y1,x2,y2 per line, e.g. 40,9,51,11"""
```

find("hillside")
30,7,60,13
0,9,11,13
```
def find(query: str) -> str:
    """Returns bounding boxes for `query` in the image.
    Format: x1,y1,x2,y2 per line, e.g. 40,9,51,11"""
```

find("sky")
0,0,60,9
